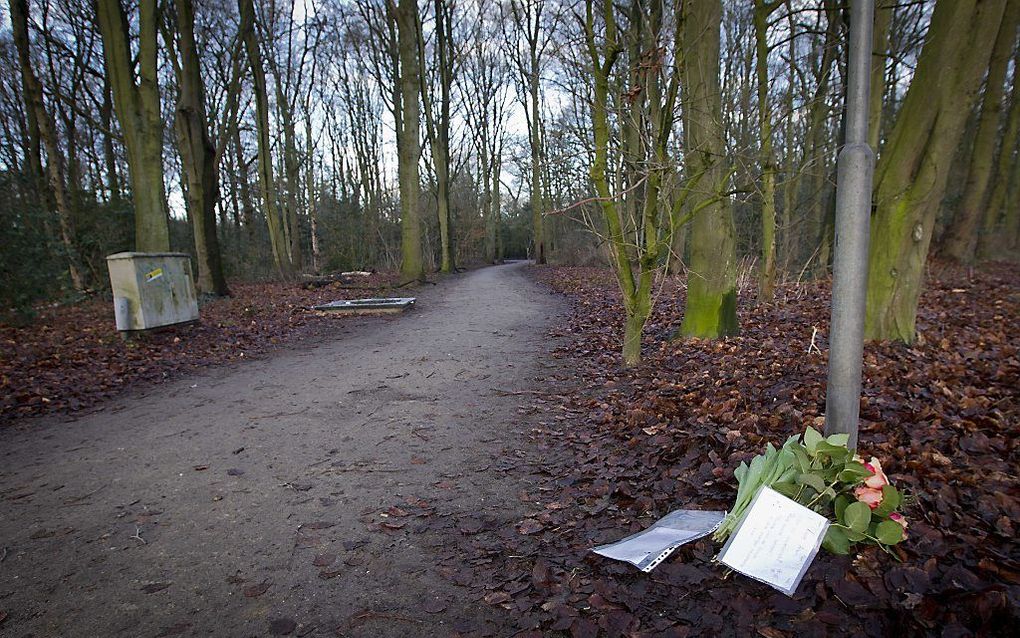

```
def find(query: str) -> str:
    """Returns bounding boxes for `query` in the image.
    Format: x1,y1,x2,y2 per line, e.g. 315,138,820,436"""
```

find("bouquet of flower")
712,426,908,555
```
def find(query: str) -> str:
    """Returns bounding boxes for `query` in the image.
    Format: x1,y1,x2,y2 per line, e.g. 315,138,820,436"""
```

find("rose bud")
854,486,884,509
863,457,889,490
889,512,908,532
888,512,908,540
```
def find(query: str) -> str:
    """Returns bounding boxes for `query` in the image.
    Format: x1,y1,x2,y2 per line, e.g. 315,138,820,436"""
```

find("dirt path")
0,262,565,638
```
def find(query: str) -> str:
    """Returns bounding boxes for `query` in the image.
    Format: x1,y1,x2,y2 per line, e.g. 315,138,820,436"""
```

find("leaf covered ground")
422,263,1018,637
2,263,1017,636
0,273,412,424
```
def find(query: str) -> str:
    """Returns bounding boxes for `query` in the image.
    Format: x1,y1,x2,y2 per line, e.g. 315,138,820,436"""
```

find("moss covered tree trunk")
679,0,738,338
942,0,1019,263
583,0,677,366
96,0,170,253
979,46,1020,257
1000,157,1020,248
866,0,1007,342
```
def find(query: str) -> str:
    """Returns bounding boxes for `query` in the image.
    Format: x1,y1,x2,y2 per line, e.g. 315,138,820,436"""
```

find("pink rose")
863,457,889,490
854,486,884,509
889,512,908,537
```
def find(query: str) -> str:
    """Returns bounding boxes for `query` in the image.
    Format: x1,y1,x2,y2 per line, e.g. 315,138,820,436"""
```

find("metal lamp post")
824,0,875,450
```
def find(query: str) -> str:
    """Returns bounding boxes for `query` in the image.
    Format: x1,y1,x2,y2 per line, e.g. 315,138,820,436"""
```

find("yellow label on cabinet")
145,267,163,282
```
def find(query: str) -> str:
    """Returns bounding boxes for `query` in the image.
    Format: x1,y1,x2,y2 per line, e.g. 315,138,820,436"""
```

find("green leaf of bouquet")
793,448,811,473
804,426,823,454
822,526,850,555
815,441,849,460
834,495,850,522
772,481,800,499
883,485,901,509
846,528,867,542
874,485,901,518
796,473,827,493
876,519,906,545
838,461,871,483
825,433,850,447
777,466,797,485
734,461,749,484
844,501,872,533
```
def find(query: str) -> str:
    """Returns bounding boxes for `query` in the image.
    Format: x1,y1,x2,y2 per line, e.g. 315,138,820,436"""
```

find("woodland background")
1,0,1017,342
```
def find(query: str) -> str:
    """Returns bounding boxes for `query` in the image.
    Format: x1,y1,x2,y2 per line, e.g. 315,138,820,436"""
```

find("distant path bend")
0,261,564,637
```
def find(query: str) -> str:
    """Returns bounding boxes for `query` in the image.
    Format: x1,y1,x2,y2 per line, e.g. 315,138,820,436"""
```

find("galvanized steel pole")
824,0,874,450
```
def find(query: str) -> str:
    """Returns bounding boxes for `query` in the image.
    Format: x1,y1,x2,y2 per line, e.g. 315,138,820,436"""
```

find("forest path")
0,261,565,637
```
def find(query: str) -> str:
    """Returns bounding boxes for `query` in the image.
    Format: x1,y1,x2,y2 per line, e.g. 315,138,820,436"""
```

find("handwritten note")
718,486,829,596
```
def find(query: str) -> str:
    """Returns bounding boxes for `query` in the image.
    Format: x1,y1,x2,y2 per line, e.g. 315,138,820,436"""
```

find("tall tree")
942,0,1020,263
420,0,456,273
869,0,893,153
95,0,170,252
168,0,230,295
506,0,550,264
679,0,739,338
460,0,509,265
866,0,1007,342
10,0,85,290
979,50,1020,256
753,0,782,301
582,0,682,365
396,0,425,282
238,0,293,277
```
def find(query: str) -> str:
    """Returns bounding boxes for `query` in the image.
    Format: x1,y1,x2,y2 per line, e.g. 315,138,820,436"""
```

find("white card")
717,486,829,596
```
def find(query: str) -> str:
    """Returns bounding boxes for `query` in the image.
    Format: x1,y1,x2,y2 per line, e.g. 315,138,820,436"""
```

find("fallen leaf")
243,580,271,598
422,600,448,614
269,617,297,635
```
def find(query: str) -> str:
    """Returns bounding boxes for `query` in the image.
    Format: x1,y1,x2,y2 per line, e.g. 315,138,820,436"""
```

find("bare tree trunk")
754,0,781,301
942,0,1019,263
869,0,893,153
11,0,85,290
528,47,545,264
171,0,229,295
271,74,304,271
238,0,293,277
804,0,840,276
420,0,455,273
979,48,1020,257
96,0,170,252
100,77,121,201
396,0,424,282
306,112,320,273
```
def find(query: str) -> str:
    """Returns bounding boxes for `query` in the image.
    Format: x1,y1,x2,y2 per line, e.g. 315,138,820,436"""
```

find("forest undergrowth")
420,263,1019,637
